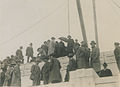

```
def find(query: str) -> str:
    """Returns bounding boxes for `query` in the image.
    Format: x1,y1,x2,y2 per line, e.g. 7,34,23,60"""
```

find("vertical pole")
68,0,70,35
92,0,99,48
76,0,87,43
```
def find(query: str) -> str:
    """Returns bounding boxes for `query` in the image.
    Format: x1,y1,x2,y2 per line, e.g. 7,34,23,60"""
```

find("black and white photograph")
0,0,120,87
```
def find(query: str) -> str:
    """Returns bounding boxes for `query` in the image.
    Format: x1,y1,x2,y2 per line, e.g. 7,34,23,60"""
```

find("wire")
0,2,66,46
111,0,120,8
106,0,120,16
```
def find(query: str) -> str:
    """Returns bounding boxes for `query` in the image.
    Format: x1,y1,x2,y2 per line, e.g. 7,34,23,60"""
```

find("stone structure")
20,51,120,87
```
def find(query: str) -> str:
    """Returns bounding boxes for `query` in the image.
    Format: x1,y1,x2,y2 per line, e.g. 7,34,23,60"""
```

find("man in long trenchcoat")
30,60,41,86
67,35,74,55
49,54,62,83
114,42,120,71
0,68,5,87
48,37,56,56
26,43,34,63
59,40,66,57
74,39,80,54
41,58,51,84
11,61,21,87
64,53,77,82
90,41,101,73
3,64,14,86
76,41,90,69
16,46,24,63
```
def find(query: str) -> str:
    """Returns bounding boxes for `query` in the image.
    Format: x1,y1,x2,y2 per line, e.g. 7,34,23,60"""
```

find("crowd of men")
1,35,120,87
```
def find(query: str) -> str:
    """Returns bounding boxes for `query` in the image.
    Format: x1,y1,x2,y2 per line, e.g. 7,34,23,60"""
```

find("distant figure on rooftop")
114,42,120,71
26,43,34,63
99,62,112,77
90,41,101,73
48,37,56,56
67,35,74,55
16,46,24,64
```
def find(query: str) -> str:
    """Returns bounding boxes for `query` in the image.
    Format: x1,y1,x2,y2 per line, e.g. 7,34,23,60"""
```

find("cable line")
0,2,65,46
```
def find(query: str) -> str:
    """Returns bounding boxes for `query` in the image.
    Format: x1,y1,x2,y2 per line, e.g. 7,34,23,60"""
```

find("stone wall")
20,51,120,87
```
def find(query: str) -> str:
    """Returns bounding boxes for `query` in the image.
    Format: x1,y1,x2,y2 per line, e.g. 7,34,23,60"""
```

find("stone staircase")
20,51,120,87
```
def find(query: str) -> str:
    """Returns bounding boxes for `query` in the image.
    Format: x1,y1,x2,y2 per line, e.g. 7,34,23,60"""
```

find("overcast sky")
0,0,120,60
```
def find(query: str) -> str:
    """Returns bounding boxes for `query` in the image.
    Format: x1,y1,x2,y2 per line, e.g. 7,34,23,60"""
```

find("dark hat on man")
81,41,87,45
67,35,71,38
11,61,16,65
20,46,23,49
90,41,96,45
51,37,55,40
103,62,108,67
29,43,33,45
68,53,74,58
75,39,78,41
114,42,119,46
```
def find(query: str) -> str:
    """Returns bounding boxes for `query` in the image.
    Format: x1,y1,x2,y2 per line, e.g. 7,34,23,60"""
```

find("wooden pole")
92,0,99,48
76,0,87,43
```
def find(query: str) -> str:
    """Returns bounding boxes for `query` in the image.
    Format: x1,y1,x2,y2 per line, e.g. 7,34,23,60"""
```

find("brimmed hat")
29,43,33,45
81,41,87,45
51,37,55,40
114,42,119,46
68,53,74,58
11,61,16,65
67,35,71,38
20,46,23,49
90,41,96,45
103,62,107,67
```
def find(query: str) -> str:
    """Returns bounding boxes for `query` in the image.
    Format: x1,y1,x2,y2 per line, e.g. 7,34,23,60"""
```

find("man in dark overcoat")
49,54,62,83
30,60,41,86
90,41,101,73
114,42,120,71
67,35,74,55
26,43,34,63
16,46,24,63
41,57,51,84
64,53,77,82
76,41,90,69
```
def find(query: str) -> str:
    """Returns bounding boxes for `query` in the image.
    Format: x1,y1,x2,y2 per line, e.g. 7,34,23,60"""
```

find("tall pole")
76,0,87,43
92,0,99,48
68,0,70,35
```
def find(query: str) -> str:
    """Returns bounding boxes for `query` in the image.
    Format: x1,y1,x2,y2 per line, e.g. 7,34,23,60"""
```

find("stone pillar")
69,68,98,87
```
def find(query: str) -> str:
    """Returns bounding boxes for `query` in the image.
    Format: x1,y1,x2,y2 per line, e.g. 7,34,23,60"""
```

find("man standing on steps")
90,41,101,74
26,43,34,63
114,42,120,72
16,46,24,64
67,35,74,55
76,41,90,69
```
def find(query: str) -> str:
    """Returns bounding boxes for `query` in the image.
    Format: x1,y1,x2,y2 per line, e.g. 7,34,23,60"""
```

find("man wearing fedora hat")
48,37,56,56
26,43,34,63
41,57,51,85
66,35,74,55
114,42,120,71
30,59,41,86
99,62,112,77
16,46,24,64
90,41,101,73
76,41,90,69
